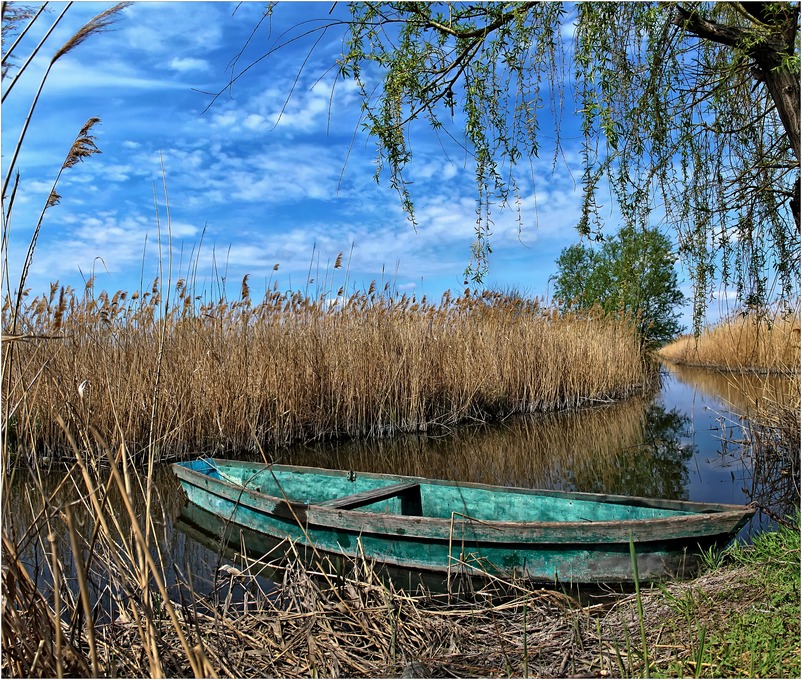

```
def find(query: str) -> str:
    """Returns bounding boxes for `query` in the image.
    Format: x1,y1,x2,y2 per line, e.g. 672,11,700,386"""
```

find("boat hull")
172,459,754,583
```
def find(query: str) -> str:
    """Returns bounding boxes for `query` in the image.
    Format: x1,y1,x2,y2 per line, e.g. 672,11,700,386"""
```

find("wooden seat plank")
320,481,421,512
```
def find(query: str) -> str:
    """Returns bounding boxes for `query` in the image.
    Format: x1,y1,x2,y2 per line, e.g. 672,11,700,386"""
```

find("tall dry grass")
2,282,651,462
658,309,801,374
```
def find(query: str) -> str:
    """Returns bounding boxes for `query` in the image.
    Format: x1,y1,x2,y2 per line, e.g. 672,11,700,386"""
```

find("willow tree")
234,2,800,327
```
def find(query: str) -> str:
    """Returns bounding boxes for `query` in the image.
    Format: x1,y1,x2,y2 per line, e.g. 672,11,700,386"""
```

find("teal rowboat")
171,459,755,583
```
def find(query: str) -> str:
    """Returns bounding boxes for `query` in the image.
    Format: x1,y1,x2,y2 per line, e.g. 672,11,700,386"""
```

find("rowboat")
171,458,755,583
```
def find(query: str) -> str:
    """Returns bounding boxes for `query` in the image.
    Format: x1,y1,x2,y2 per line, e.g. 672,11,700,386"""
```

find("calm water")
8,362,798,597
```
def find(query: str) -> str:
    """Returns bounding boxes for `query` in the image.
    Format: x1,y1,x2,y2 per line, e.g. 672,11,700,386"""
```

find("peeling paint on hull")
172,458,755,584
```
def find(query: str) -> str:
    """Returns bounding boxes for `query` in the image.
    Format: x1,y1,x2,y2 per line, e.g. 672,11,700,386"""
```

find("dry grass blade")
2,4,43,69
96,428,204,677
1,530,91,677
8,118,106,345
64,505,99,677
1,3,70,103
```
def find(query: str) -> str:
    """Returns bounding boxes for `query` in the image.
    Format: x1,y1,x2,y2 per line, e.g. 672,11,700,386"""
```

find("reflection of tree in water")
285,395,696,501
569,403,695,500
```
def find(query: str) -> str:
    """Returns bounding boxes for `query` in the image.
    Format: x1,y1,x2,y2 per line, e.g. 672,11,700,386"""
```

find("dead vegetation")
5,481,796,680
658,308,800,374
3,283,651,462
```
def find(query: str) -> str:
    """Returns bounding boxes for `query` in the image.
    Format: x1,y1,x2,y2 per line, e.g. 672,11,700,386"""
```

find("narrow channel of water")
7,363,798,599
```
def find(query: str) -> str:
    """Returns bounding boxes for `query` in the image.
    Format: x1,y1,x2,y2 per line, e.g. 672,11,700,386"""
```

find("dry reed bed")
658,310,801,374
147,556,595,679
0,504,611,679
3,283,649,460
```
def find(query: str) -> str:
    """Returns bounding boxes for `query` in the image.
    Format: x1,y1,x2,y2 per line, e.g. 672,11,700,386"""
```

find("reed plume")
63,117,102,169
2,3,128,199
52,3,131,62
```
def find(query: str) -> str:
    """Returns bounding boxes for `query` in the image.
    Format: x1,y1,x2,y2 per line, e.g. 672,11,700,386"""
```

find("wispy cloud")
169,57,210,73
121,2,227,56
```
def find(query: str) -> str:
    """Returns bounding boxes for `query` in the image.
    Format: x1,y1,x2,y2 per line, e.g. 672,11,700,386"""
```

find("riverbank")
4,286,651,462
658,309,800,374
4,512,798,678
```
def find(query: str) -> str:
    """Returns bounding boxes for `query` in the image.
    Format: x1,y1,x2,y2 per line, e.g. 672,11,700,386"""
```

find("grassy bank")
658,309,800,374
600,518,800,678
3,283,650,461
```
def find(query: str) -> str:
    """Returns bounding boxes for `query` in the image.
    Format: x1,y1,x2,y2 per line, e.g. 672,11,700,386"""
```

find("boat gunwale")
171,460,755,543
176,458,753,514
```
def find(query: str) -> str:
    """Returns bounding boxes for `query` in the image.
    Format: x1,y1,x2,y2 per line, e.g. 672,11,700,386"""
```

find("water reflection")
659,362,799,524
7,362,796,598
277,395,694,500
664,362,799,417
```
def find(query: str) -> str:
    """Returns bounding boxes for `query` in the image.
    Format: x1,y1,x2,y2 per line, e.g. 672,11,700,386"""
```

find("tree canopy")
553,225,686,347
230,2,800,327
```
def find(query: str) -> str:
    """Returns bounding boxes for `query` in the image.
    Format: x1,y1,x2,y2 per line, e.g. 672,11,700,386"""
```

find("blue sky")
3,1,709,326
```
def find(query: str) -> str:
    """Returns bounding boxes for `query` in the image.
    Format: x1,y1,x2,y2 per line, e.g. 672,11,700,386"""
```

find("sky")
2,1,710,327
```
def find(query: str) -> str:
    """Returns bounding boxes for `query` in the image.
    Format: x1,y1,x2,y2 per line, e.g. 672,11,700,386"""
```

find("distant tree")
550,244,603,311
225,1,800,330
553,225,685,347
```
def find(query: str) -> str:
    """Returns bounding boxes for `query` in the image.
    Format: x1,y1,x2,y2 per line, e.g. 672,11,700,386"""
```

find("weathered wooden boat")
171,458,755,583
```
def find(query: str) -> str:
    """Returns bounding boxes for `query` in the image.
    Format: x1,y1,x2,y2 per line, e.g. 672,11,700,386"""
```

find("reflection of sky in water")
657,368,752,508
12,362,791,592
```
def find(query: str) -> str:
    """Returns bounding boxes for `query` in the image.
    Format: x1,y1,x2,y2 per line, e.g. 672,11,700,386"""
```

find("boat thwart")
171,458,755,583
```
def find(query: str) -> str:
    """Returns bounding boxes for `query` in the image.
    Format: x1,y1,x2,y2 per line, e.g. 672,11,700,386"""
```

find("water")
7,363,798,598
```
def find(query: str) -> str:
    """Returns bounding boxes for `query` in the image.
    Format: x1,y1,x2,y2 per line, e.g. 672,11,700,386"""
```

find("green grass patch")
658,519,800,678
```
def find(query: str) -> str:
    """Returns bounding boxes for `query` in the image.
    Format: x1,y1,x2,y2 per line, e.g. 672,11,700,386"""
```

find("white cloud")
169,57,210,73
122,2,225,56
243,113,266,131
46,59,184,93
212,110,240,128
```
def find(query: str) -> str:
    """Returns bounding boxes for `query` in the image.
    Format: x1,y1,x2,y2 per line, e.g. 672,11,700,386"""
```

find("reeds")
660,316,801,521
2,283,651,462
658,308,801,375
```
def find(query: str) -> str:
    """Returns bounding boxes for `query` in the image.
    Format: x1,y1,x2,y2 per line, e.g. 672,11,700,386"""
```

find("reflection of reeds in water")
3,285,650,461
663,361,800,417
664,362,800,522
286,393,692,500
